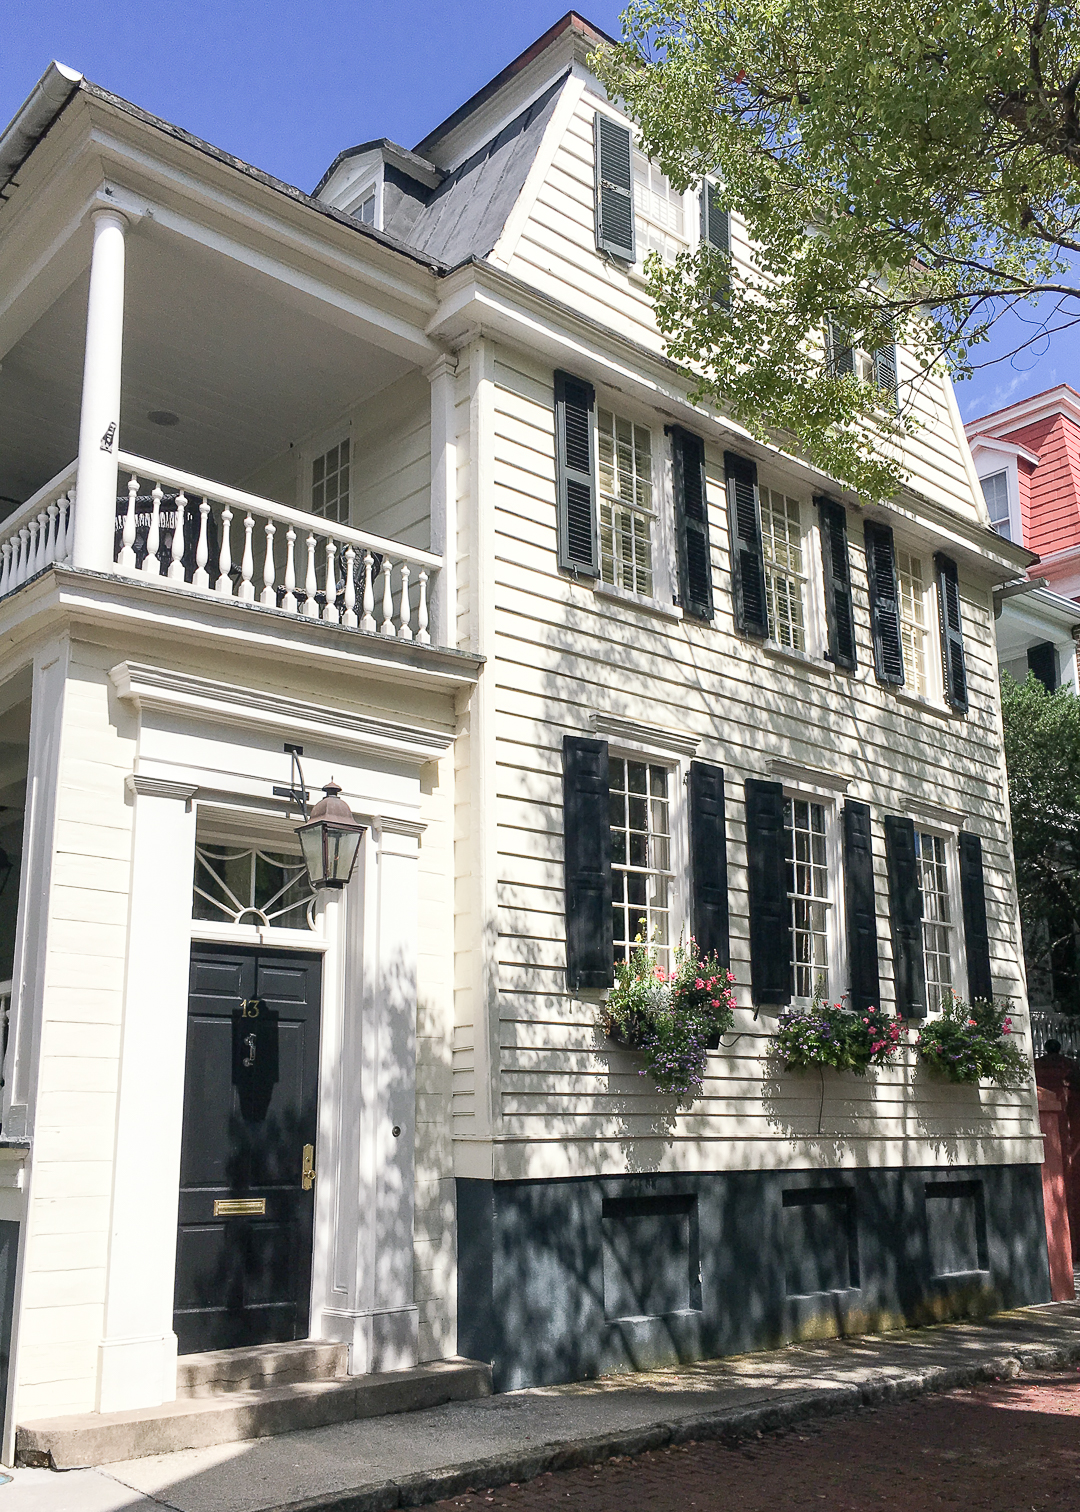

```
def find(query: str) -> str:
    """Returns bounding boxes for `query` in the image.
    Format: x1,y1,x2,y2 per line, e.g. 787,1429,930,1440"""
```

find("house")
0,11,1050,1466
967,386,1080,693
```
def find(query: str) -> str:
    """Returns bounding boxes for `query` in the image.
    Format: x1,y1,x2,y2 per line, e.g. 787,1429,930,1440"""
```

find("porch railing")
0,453,442,646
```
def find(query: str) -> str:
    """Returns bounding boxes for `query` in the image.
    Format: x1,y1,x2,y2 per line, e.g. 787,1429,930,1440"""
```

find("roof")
389,75,566,265
965,384,1080,438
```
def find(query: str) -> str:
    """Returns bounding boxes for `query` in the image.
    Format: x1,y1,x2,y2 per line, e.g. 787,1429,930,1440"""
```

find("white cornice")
590,711,700,758
969,435,1042,468
966,385,1080,439
908,797,967,830
125,774,198,801
769,759,851,794
110,661,456,764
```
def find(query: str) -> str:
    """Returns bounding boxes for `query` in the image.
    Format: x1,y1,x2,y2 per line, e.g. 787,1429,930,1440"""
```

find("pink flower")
726,972,736,983
696,979,705,990
711,998,720,1007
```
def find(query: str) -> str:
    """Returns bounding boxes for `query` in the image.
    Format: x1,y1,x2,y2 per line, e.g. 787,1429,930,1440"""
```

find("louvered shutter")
817,497,857,671
689,762,728,965
745,779,792,1007
1027,641,1060,692
725,451,769,638
843,802,880,1013
562,736,613,990
883,814,927,1018
864,521,905,686
700,181,732,307
554,371,599,576
672,427,713,620
594,114,635,261
935,554,969,713
873,316,898,407
959,831,993,1006
826,317,855,376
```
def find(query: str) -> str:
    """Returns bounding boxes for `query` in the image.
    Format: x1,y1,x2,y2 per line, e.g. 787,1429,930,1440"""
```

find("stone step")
16,1357,492,1469
175,1339,349,1397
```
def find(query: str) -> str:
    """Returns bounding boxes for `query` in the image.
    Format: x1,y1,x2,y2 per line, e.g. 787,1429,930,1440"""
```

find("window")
896,549,929,696
610,757,673,966
981,470,1012,539
193,844,315,930
784,798,832,1000
760,488,807,651
916,830,954,1012
356,191,376,225
633,152,687,264
598,409,655,596
312,439,350,524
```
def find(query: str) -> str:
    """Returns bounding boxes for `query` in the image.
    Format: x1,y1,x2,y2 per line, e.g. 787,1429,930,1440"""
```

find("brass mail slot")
213,1197,266,1217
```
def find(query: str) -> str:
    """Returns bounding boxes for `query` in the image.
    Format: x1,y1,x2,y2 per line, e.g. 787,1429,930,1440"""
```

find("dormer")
314,139,444,238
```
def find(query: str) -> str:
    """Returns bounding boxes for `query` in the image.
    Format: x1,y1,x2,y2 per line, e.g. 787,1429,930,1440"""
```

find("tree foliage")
1001,670,1080,1006
595,1,1080,496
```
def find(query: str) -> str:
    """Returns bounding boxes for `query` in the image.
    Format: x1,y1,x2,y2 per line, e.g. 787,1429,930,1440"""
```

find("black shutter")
725,451,769,638
554,371,598,576
672,427,713,620
594,114,635,261
935,553,969,713
817,497,857,671
826,317,855,376
699,181,732,307
745,779,792,1007
873,316,898,407
689,762,728,965
843,802,880,1013
883,815,926,1018
1027,640,1060,692
959,831,993,1006
562,736,613,990
864,521,905,686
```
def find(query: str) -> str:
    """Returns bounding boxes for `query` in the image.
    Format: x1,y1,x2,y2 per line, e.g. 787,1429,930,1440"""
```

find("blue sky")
2,0,1075,423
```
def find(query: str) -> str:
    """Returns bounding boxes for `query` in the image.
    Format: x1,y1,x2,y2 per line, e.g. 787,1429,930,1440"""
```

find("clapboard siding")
471,333,1031,1178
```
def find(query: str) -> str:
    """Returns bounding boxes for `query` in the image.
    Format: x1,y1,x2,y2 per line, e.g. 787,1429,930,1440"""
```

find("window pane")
981,471,1011,538
760,488,806,651
598,409,654,596
916,831,954,1011
896,550,928,696
610,756,675,967
785,798,832,999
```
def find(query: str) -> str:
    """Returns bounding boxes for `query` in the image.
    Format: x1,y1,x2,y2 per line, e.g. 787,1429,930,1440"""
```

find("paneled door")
173,945,322,1354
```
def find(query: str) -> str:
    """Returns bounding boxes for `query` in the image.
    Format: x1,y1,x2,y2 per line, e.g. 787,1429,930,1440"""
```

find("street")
431,1372,1080,1511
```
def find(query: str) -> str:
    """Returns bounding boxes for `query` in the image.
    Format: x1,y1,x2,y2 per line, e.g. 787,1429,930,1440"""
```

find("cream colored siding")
479,339,1032,1180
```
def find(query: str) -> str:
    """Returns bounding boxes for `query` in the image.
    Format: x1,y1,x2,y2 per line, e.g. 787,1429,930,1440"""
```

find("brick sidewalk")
429,1371,1080,1511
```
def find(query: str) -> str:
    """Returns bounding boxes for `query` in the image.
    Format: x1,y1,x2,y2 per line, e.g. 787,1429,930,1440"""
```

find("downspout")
0,62,82,198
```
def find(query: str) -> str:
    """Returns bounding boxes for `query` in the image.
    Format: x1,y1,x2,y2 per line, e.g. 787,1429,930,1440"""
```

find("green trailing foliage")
595,1,1080,498
915,991,1028,1086
773,991,903,1074
602,932,736,1095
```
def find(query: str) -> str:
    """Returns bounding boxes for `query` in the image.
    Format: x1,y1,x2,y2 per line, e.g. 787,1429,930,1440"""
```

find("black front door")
174,945,322,1354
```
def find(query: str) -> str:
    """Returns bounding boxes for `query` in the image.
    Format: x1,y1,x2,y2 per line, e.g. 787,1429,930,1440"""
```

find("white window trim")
607,743,690,961
340,172,382,230
781,786,846,1005
969,437,1031,542
892,536,944,708
758,481,828,663
593,390,677,611
911,818,968,1013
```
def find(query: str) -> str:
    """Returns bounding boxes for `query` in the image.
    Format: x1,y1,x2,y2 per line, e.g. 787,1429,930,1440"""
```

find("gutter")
0,61,82,197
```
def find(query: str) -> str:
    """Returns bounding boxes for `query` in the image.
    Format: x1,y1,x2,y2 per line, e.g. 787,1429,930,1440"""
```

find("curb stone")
261,1341,1080,1512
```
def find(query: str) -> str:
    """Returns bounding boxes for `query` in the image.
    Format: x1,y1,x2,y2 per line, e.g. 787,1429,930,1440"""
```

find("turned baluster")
361,551,375,632
16,527,30,587
216,506,234,595
302,532,319,618
238,513,255,602
119,474,139,570
261,520,277,606
283,526,297,612
60,487,76,563
193,500,211,588
397,562,413,641
323,539,339,624
416,568,430,645
379,557,394,635
169,492,187,581
33,511,49,574
342,546,357,628
44,502,60,566
25,517,40,578
142,483,163,577
0,542,11,597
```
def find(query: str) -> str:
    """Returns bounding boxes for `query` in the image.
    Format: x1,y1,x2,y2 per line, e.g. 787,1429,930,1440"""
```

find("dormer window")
981,470,1012,539
342,181,379,227
356,191,376,225
632,151,686,264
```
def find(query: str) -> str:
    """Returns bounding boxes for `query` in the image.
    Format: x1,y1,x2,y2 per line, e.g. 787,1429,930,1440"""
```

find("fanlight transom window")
193,845,316,930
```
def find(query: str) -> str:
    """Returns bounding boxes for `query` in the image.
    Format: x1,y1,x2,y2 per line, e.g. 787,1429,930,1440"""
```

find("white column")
97,777,196,1413
72,208,128,574
427,355,458,649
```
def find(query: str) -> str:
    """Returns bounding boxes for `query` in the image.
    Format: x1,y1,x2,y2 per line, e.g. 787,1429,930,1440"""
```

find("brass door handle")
302,1143,316,1191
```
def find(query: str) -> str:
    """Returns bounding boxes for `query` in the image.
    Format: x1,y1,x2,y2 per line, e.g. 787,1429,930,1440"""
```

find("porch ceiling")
0,219,415,508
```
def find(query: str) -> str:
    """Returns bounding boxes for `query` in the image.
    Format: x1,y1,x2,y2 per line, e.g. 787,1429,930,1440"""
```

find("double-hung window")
610,757,673,967
760,488,808,652
896,549,930,696
597,409,655,596
632,152,687,265
916,830,955,1012
981,471,1012,539
784,797,832,1000
312,440,350,524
